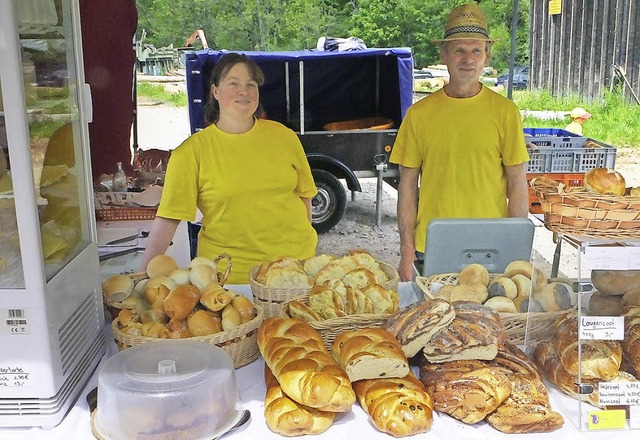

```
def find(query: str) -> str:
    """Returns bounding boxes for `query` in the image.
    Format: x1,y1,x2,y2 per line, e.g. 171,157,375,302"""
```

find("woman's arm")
301,197,312,222
505,163,529,218
397,166,420,281
140,216,181,270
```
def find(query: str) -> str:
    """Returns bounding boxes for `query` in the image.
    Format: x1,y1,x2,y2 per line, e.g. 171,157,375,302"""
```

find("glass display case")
0,0,105,428
542,235,640,432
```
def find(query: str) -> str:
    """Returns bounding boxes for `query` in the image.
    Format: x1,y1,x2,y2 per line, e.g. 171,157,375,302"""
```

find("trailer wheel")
311,169,346,233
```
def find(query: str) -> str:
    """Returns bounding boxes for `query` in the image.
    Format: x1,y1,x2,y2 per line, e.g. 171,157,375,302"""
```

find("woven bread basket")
111,303,264,369
530,176,640,240
281,295,392,351
249,260,399,319
416,273,570,346
102,254,233,320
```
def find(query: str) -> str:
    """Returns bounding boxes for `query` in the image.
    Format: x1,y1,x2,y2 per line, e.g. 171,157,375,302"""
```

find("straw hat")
569,107,592,119
433,3,496,44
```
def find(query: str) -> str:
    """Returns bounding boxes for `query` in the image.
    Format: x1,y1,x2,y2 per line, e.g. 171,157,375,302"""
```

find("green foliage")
515,89,640,148
137,82,188,107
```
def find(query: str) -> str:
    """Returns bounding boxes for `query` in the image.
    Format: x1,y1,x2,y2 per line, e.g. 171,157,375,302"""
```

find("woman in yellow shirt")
142,53,318,283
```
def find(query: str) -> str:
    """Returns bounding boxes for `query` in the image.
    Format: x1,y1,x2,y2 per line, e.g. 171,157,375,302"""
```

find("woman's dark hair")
203,53,266,125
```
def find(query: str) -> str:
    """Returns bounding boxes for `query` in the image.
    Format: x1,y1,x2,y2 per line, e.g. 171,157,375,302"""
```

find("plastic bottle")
112,161,127,191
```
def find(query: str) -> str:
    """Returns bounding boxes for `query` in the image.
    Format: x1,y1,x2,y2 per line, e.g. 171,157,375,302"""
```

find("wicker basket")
281,295,391,351
111,304,264,369
249,261,400,319
96,207,158,221
416,274,569,346
530,176,640,240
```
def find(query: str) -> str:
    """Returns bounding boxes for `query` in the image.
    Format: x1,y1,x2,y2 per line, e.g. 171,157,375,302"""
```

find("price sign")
629,247,640,269
579,316,624,340
582,246,629,270
599,382,640,406
587,409,627,430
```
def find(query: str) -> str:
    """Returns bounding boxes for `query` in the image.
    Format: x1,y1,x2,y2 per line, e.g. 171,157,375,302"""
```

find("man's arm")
505,163,529,218
397,165,420,281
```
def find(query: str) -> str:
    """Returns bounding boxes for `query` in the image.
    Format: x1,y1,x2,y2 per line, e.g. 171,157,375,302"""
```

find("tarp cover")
185,48,414,134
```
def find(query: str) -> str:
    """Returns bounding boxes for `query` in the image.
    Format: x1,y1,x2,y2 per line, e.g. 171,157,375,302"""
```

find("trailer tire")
311,169,347,233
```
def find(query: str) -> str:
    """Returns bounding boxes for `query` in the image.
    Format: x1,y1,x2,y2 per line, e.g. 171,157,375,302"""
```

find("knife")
105,231,149,246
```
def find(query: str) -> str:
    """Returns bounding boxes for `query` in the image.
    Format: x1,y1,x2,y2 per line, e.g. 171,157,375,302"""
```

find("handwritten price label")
579,316,624,340
582,247,629,270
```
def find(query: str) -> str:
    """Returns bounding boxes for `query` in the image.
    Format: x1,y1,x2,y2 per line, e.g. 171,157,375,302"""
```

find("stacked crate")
524,128,617,214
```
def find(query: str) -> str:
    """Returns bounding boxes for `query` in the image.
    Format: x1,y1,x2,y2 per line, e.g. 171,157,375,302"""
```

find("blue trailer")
185,47,414,232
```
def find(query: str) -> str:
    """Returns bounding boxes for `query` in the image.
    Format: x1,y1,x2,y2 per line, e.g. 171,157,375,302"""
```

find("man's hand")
398,254,415,281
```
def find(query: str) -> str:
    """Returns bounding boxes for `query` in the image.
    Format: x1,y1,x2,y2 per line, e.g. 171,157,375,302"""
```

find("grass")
511,88,640,148
136,82,188,107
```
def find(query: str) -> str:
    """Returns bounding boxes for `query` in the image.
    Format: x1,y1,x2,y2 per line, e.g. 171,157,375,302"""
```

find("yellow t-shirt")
390,86,530,254
158,119,318,283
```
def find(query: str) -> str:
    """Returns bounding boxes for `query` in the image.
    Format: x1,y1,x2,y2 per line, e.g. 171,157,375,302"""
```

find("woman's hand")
140,217,180,271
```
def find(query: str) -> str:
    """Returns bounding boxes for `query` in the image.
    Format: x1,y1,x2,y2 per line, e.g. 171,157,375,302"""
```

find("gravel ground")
135,78,640,279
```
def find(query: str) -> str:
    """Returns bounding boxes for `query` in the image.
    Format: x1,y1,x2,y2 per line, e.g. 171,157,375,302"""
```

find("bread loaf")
385,298,455,357
591,270,640,295
589,290,622,315
263,365,335,436
553,316,622,380
450,283,488,303
331,328,409,382
422,301,504,363
257,317,356,412
585,167,626,196
353,372,433,437
303,254,335,279
622,306,640,376
534,282,573,312
458,263,490,286
286,300,323,322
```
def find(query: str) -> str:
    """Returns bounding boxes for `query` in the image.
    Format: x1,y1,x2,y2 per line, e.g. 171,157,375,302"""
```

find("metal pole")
507,0,520,100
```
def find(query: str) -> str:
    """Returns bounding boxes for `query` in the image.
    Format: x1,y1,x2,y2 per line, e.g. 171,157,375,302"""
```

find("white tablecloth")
1,283,638,440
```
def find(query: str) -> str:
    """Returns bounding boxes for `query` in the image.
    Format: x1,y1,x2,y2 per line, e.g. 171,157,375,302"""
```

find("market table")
2,283,638,440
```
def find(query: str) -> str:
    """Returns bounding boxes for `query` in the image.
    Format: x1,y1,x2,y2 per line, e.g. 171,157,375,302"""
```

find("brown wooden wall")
530,0,640,102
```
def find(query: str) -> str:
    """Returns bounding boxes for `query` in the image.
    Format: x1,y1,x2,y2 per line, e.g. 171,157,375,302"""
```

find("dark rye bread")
385,298,455,357
422,301,505,363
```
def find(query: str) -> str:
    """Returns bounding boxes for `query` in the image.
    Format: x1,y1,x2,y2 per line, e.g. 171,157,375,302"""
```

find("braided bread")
257,317,356,412
263,366,335,436
331,328,409,382
353,372,433,437
552,316,622,380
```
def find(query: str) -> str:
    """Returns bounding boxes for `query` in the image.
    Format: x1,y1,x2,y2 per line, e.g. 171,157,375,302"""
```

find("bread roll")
434,284,455,301
631,187,640,197
189,256,217,270
353,290,374,314
231,294,255,323
169,268,191,285
531,267,548,293
511,273,532,298
484,296,517,313
621,290,640,308
257,317,356,412
385,298,455,358
257,257,305,284
450,283,489,303
200,284,233,312
534,282,573,312
264,365,335,436
141,322,169,338
591,270,640,295
139,308,168,324
221,303,242,331
585,167,626,196
103,275,134,303
163,285,201,321
504,260,532,278
459,263,490,286
187,309,222,336
146,254,178,278
341,267,376,290
144,284,171,309
331,328,409,382
287,300,323,322
487,277,518,300
145,275,177,293
302,254,335,279
362,285,396,314
188,264,218,290
353,372,433,437
518,297,544,313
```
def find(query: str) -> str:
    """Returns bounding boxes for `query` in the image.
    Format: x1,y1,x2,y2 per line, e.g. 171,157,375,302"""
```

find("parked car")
495,65,529,89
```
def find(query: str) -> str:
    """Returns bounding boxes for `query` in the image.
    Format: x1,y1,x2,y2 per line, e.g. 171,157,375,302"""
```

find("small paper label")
587,409,627,430
599,382,640,405
582,247,629,270
579,316,624,340
1,309,30,336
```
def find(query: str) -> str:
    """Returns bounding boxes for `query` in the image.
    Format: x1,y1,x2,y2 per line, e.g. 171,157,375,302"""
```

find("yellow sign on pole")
549,0,562,15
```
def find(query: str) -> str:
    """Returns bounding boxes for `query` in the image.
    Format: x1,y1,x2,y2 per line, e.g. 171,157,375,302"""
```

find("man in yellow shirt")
565,107,591,135
390,4,530,281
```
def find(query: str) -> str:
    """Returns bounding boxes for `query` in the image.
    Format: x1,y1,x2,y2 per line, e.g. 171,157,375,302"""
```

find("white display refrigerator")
0,0,105,428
